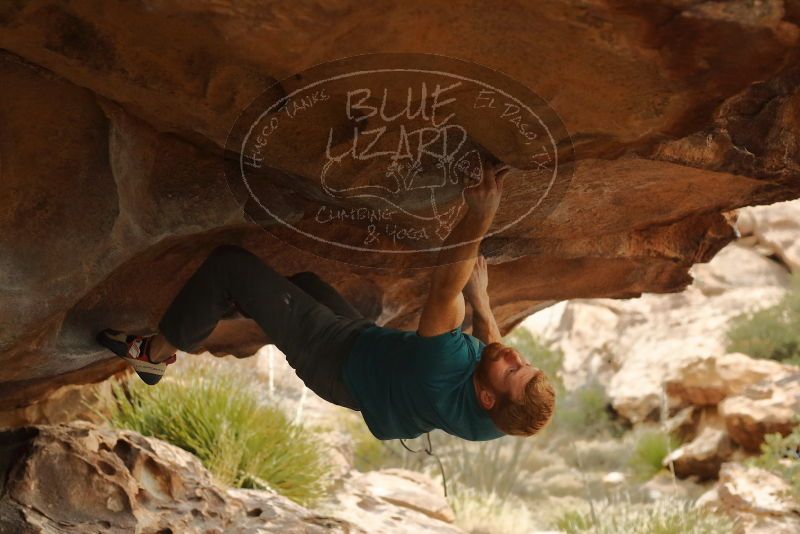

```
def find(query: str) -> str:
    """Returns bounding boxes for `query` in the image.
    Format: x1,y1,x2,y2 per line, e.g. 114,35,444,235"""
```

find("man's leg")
286,271,364,320
156,244,369,408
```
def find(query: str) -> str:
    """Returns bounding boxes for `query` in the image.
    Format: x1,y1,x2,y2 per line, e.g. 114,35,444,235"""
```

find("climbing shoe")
96,329,177,385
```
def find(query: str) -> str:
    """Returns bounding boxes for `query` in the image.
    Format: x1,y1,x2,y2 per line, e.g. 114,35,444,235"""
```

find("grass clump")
726,273,800,366
101,362,330,506
449,487,540,534
553,378,626,440
627,428,681,482
553,496,738,534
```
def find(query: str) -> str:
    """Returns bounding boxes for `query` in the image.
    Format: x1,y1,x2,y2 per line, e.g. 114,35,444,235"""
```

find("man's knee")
208,244,254,262
288,271,322,286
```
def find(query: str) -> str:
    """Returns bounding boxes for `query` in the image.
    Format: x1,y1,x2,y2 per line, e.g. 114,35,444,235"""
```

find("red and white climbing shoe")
96,329,177,385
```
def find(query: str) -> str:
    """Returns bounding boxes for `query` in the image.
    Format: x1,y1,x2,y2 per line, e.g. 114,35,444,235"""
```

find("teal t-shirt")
342,325,505,441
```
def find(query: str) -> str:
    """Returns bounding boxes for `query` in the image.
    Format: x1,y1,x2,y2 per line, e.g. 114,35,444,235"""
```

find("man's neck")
472,373,488,412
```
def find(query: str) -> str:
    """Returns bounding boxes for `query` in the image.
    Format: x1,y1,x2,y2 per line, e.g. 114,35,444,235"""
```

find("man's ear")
478,387,495,410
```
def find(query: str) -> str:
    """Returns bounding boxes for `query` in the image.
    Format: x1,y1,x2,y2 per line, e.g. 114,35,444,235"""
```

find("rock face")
719,372,800,452
0,421,352,533
665,353,796,408
319,469,461,533
662,426,734,480
0,421,461,534
0,2,799,410
696,462,800,534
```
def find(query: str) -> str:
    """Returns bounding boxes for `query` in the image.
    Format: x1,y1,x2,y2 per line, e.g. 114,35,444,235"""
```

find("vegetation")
627,427,681,482
553,496,738,534
99,361,330,506
449,487,537,533
747,413,800,502
726,272,800,366
552,378,627,439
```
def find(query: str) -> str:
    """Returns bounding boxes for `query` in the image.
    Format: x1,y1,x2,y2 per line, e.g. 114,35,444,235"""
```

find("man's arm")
463,255,503,345
417,159,509,337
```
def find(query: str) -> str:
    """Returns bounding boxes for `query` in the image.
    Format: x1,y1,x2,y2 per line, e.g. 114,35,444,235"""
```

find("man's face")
475,342,541,404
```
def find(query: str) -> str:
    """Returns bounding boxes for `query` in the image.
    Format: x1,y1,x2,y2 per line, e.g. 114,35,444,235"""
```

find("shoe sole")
97,328,167,385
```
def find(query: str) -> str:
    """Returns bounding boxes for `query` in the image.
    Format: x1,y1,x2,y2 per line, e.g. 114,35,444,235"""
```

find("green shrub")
100,363,330,506
552,379,626,440
627,428,680,482
726,273,800,366
552,496,738,534
747,413,800,502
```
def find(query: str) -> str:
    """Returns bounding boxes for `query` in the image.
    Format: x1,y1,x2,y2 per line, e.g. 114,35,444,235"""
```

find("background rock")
719,372,800,452
318,468,461,534
663,426,733,480
523,200,800,423
695,462,800,534
664,353,796,408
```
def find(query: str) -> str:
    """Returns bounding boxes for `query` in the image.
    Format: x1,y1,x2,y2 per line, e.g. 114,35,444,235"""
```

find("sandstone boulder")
737,199,800,272
0,421,352,533
661,405,700,441
0,421,464,534
0,375,122,429
695,462,800,534
663,426,734,480
318,468,461,534
719,372,800,452
664,353,796,408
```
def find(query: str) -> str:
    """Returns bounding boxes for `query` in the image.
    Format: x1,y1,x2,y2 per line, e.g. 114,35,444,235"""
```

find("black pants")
158,245,373,410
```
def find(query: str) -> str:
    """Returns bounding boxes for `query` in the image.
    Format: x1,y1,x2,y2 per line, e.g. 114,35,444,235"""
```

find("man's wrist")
469,294,492,315
463,205,495,233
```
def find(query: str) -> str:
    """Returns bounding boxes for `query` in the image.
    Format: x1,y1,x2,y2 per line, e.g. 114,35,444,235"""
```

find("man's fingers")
482,161,496,189
496,168,508,190
487,161,510,190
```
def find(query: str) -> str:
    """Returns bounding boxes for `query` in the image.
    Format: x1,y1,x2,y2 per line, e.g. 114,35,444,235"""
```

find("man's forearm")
469,295,503,345
429,209,491,298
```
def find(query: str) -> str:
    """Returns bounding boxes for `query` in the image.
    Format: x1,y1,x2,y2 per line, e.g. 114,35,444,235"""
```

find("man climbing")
98,160,555,440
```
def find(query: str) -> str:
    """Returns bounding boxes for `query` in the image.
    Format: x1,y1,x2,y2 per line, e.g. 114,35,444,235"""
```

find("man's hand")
463,254,489,306
463,160,509,225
